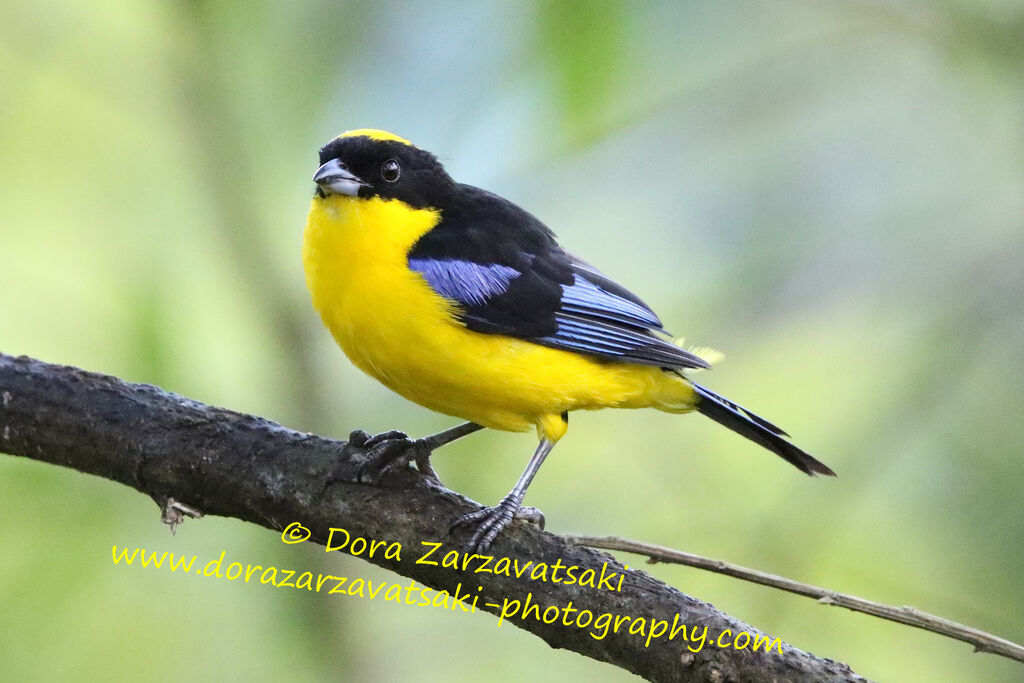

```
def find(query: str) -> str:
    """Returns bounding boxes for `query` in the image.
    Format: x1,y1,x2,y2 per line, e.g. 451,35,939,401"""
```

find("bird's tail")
692,382,835,476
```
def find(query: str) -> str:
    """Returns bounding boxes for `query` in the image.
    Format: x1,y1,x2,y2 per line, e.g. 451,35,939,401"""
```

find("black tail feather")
693,383,835,477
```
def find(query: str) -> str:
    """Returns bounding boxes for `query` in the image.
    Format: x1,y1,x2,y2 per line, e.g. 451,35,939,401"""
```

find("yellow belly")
302,195,696,438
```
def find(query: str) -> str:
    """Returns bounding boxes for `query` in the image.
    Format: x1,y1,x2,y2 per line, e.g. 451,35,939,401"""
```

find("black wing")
407,185,709,370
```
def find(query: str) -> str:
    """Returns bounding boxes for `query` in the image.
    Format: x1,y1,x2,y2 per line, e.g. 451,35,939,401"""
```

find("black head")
312,130,455,209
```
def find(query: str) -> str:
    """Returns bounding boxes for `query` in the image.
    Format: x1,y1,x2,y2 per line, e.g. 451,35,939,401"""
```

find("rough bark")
0,353,866,682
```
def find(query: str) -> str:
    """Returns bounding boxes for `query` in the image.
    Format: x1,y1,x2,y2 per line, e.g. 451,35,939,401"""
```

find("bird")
302,128,835,553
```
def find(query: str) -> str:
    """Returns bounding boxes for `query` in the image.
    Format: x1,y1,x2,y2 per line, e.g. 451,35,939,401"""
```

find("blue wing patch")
542,271,708,368
409,258,520,306
540,312,708,368
559,274,662,328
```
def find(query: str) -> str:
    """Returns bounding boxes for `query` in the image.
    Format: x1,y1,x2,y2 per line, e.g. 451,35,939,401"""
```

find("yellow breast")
302,195,695,437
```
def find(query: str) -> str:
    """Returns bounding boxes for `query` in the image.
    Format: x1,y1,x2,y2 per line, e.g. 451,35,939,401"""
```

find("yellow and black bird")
303,129,834,552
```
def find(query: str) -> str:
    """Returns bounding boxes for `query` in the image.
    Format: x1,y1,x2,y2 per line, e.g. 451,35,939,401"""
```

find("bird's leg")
412,421,487,481
451,438,555,553
352,422,484,485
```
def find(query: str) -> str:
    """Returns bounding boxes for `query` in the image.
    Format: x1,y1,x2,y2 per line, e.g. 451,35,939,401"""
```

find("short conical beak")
313,158,365,197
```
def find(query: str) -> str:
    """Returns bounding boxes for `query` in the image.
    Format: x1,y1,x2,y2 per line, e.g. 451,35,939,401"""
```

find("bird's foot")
349,429,441,485
161,497,204,535
450,497,545,553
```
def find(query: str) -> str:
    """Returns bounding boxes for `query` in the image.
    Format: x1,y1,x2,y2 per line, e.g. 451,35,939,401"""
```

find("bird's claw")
363,430,409,449
353,430,440,485
161,497,203,535
515,506,546,530
450,498,545,553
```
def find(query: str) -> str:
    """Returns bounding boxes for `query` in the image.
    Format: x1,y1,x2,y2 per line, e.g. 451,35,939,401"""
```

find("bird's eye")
381,159,401,183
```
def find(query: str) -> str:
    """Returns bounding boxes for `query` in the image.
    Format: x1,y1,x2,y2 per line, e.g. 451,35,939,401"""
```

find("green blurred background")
1,0,1022,680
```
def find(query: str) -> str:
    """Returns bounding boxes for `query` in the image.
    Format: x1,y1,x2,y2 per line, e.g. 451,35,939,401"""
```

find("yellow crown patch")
339,129,414,146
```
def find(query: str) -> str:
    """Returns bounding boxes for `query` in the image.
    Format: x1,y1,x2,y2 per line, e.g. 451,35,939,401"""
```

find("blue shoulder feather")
409,258,520,307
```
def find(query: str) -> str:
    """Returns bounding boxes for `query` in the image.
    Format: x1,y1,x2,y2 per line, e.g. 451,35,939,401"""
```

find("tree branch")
565,536,1024,664
0,353,866,683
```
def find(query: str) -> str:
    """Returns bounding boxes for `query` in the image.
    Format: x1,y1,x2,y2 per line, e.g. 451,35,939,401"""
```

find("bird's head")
312,129,454,209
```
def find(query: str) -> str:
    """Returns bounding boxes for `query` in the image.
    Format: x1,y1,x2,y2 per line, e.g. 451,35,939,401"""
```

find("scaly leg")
451,438,555,553
354,422,484,484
